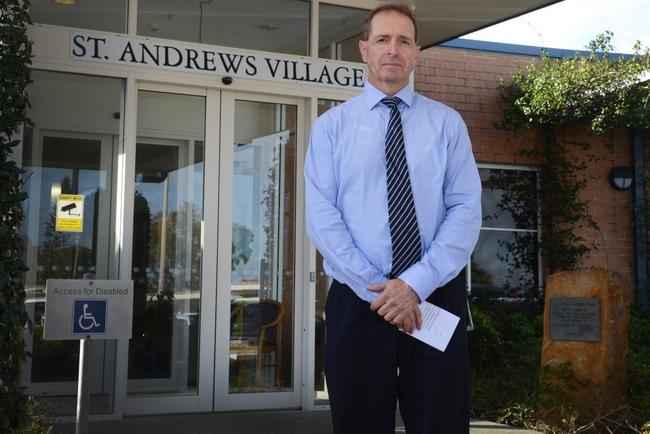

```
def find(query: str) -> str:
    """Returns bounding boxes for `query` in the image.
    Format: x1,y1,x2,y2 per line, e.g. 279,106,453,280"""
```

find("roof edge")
419,0,566,50
438,38,634,60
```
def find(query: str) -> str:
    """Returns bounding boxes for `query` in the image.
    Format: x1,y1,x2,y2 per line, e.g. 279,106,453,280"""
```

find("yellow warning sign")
55,194,84,233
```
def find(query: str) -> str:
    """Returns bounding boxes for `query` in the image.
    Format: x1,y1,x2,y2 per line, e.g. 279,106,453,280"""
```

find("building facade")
415,41,635,294
17,0,637,421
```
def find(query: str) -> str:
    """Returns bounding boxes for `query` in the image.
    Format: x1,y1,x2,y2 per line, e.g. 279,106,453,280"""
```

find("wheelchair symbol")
73,299,106,334
78,303,101,330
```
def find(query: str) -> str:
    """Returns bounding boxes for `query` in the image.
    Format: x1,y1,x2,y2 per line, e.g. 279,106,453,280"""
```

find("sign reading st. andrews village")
71,32,365,90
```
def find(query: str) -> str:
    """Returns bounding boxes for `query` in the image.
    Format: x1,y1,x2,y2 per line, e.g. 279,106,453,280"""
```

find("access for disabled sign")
44,279,133,340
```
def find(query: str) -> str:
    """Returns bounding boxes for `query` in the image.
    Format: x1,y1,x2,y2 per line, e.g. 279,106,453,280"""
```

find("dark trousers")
324,273,469,434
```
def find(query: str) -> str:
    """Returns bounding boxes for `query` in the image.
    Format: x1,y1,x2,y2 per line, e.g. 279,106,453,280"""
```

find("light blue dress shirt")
304,82,482,303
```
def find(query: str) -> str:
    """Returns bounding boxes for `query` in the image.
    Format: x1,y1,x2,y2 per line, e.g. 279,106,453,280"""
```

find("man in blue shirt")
305,4,481,433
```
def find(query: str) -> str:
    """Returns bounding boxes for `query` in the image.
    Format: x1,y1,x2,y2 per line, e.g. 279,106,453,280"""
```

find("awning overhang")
410,0,565,49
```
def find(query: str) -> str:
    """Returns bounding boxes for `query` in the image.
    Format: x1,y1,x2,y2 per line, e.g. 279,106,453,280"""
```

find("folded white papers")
407,301,460,352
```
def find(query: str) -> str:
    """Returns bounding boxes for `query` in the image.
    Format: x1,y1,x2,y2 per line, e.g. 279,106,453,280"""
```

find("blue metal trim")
633,127,648,312
439,39,633,60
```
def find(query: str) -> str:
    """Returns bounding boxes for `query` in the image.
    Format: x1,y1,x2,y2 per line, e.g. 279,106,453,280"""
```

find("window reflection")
21,70,122,416
138,0,310,56
480,168,538,230
31,0,127,33
128,92,205,395
471,231,539,298
319,3,365,62
229,100,296,393
471,168,540,299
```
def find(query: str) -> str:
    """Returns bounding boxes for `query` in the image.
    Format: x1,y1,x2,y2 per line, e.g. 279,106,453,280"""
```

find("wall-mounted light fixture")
609,166,633,191
54,0,76,5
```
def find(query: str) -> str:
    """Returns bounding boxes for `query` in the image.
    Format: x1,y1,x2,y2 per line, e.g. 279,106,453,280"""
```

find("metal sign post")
44,279,133,434
76,338,91,434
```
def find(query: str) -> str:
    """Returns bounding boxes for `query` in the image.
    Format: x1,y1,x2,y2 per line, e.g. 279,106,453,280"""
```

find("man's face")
359,10,420,94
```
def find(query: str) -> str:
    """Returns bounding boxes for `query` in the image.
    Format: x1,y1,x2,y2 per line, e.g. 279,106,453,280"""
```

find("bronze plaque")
550,297,600,342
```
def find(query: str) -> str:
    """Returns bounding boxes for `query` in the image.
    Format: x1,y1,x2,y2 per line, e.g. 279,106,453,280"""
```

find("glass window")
30,0,127,33
319,3,365,62
229,99,297,393
470,167,540,299
21,70,123,415
138,0,310,56
127,91,205,395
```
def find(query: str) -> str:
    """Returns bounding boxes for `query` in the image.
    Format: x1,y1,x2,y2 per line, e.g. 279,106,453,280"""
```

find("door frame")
21,126,118,397
20,75,320,418
120,82,219,415
120,84,307,414
212,90,306,411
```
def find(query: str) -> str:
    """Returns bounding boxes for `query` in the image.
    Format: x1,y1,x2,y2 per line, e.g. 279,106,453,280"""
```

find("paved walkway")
53,410,540,434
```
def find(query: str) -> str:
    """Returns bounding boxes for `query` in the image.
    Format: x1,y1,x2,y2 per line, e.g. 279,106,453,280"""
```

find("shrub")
470,301,650,432
468,300,544,421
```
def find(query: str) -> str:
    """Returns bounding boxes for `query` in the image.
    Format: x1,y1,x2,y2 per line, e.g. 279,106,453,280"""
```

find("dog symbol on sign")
73,299,107,334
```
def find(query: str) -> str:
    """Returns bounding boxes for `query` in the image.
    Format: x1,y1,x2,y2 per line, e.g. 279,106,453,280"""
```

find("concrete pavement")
53,409,540,433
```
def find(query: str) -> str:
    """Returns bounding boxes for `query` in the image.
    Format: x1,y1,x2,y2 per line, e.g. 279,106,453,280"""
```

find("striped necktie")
382,96,422,279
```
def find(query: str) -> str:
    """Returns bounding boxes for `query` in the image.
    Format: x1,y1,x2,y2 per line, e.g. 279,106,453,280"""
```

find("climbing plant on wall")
499,32,650,274
0,0,32,431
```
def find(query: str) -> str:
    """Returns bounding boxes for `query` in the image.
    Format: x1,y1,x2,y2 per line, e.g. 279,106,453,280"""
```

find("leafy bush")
498,33,650,276
468,300,544,421
629,307,650,425
470,301,650,432
9,397,52,434
0,0,33,432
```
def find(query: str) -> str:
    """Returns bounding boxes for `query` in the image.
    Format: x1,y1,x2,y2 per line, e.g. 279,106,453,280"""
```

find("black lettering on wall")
72,35,86,57
318,65,333,85
265,58,281,77
245,55,257,76
185,48,201,70
87,36,106,59
218,53,244,73
333,66,351,86
119,42,137,62
139,43,160,65
163,46,183,67
290,61,304,81
282,60,290,79
303,63,319,82
203,51,217,71
353,68,364,87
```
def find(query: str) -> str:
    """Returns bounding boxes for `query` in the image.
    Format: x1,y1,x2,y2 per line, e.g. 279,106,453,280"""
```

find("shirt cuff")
398,262,438,302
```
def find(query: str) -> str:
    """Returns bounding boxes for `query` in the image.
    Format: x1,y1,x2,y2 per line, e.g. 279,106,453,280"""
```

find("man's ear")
359,40,368,63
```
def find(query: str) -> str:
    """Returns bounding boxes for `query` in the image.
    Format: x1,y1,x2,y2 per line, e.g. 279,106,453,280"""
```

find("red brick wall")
415,46,635,285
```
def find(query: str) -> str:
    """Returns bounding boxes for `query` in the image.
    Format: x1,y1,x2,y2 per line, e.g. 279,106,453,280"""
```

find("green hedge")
629,308,650,423
0,0,32,432
469,300,544,421
469,301,650,432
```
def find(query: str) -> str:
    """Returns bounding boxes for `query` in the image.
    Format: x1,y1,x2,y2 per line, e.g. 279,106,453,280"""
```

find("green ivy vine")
499,32,650,275
0,0,32,431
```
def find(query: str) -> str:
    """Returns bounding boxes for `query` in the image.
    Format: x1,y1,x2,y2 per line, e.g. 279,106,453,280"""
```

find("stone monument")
542,267,633,412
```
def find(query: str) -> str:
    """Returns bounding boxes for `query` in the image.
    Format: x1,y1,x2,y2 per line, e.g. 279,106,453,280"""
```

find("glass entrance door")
123,87,215,415
214,92,303,410
20,71,122,416
22,80,305,415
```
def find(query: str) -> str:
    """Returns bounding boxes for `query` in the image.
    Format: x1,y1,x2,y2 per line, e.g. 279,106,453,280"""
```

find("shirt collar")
362,81,415,110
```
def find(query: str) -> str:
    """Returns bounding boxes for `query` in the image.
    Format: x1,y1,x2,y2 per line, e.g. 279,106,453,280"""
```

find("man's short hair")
361,3,418,43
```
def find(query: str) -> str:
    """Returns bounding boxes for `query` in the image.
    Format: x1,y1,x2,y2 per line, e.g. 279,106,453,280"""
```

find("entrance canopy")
30,0,565,55
412,0,564,49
